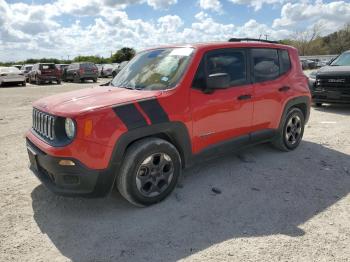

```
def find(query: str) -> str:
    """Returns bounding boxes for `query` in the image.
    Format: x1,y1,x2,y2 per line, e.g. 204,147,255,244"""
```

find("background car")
64,62,98,83
11,65,22,70
100,64,114,77
28,63,61,85
0,67,26,87
56,64,69,79
96,64,103,77
20,64,33,82
111,61,128,78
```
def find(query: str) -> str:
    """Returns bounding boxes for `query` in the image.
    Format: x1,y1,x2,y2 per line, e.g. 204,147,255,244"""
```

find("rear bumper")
26,138,117,197
38,75,60,81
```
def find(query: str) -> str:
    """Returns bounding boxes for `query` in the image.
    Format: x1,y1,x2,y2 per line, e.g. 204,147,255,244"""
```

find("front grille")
317,75,350,90
32,108,56,140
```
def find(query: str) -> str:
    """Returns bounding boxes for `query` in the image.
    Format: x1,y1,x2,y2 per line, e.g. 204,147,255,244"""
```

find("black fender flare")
278,96,311,130
109,121,192,171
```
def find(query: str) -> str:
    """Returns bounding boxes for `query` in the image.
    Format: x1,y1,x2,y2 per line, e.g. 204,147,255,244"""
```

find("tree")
291,23,324,56
111,47,136,63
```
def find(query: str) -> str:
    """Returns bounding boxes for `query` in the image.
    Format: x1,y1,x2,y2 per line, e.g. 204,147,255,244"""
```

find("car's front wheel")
117,138,181,207
272,107,305,151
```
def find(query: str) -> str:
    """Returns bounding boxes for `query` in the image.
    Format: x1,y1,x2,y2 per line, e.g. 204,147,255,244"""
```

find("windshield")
111,47,194,90
330,52,350,66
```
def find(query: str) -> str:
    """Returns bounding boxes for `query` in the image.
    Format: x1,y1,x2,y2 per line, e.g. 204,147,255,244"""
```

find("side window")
207,50,247,86
251,48,279,82
279,49,291,75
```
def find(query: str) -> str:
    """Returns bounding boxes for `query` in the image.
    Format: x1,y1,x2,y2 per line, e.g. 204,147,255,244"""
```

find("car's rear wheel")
22,81,26,86
35,77,41,85
93,78,97,83
117,138,181,207
57,80,61,84
272,107,305,151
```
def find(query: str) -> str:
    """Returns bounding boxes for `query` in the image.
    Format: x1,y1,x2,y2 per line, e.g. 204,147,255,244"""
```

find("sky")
0,0,350,61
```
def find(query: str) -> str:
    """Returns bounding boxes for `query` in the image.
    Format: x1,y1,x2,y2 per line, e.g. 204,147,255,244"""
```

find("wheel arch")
278,96,310,130
109,122,192,172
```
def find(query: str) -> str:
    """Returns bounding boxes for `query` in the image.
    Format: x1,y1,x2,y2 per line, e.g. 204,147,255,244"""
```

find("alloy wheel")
136,153,174,197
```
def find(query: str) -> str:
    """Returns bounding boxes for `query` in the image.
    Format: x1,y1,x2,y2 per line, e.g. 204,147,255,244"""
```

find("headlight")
65,118,76,139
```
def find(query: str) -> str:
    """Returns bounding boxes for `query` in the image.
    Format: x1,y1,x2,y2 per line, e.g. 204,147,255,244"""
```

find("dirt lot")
0,81,349,262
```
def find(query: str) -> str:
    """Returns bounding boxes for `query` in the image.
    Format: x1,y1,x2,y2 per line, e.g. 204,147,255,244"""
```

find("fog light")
59,160,76,166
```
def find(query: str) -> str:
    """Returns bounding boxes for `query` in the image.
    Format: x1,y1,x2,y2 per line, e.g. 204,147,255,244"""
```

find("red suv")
26,39,311,206
28,63,61,85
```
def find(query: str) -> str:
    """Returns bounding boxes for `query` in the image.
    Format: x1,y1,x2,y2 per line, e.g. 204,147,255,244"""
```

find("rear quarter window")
279,49,291,74
251,48,279,82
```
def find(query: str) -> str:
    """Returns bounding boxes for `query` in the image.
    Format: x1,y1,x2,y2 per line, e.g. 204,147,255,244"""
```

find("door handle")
279,86,290,92
237,94,252,100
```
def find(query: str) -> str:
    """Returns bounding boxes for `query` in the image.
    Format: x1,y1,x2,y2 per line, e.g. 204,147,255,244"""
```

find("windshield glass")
111,47,194,90
330,52,350,66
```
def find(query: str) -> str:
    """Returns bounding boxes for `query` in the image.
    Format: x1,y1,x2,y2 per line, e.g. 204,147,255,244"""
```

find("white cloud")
199,0,223,13
228,0,285,11
273,1,350,34
147,0,178,9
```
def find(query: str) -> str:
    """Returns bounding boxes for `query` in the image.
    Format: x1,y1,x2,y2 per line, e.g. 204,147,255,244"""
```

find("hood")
317,65,350,76
33,86,162,116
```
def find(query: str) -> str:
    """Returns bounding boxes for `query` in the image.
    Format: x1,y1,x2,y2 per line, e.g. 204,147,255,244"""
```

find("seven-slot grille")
32,108,55,140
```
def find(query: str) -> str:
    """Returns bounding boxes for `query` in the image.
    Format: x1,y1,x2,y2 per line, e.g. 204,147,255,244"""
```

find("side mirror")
206,73,230,90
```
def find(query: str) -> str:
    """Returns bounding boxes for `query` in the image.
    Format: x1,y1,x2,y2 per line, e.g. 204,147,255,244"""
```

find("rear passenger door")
250,48,292,131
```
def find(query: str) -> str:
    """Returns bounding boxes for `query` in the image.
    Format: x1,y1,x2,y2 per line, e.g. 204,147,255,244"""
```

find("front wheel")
272,107,305,151
117,138,181,207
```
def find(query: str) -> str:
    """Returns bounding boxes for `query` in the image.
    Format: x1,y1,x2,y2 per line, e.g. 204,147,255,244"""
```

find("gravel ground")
0,80,349,262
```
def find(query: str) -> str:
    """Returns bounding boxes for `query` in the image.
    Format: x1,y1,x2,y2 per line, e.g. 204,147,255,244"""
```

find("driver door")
190,48,254,153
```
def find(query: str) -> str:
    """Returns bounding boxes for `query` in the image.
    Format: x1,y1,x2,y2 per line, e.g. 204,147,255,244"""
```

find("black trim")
113,103,148,130
279,96,311,127
109,122,192,169
138,99,169,124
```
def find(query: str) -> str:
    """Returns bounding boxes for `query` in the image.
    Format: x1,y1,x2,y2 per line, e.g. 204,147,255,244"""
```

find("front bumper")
312,89,350,104
26,139,117,197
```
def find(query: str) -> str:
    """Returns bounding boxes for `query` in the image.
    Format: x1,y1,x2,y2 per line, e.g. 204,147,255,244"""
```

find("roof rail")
228,38,279,44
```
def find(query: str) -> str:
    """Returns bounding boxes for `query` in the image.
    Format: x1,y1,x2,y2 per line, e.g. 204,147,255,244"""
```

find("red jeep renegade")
26,39,311,206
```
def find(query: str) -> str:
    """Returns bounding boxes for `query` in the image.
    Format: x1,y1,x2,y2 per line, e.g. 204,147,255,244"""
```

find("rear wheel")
117,138,181,207
57,80,61,85
93,78,97,83
272,107,305,151
35,77,41,85
22,81,26,86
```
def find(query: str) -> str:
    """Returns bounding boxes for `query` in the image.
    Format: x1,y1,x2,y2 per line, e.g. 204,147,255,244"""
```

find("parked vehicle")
309,50,350,106
26,39,311,206
63,62,98,83
96,64,102,77
112,61,128,78
301,59,317,70
100,64,114,77
56,64,69,79
20,64,33,82
0,67,26,86
12,65,22,70
28,63,61,85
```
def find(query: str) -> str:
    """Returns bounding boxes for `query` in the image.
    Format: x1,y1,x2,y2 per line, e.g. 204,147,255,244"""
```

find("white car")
0,67,26,87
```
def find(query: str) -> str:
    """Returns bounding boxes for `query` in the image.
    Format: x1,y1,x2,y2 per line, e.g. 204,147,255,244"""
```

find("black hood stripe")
138,99,169,124
113,103,148,130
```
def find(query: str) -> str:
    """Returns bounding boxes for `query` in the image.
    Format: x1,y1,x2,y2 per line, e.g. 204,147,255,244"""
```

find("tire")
36,77,41,85
117,138,182,207
22,81,26,87
272,107,305,151
73,74,80,83
93,78,97,83
57,80,61,84
314,102,322,107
